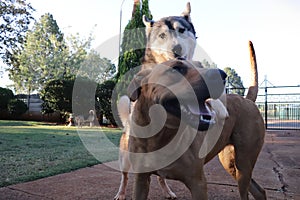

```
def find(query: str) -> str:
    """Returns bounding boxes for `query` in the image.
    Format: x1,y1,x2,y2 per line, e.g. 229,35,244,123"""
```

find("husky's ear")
181,2,191,22
127,69,152,101
143,15,154,28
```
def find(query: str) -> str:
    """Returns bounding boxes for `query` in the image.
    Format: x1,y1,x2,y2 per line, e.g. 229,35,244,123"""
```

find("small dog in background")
75,115,85,128
75,110,95,128
86,110,95,127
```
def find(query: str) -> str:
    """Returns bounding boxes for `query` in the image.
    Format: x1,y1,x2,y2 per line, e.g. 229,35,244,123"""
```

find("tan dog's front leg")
183,170,208,200
186,180,208,200
133,173,151,200
114,172,128,200
157,176,177,199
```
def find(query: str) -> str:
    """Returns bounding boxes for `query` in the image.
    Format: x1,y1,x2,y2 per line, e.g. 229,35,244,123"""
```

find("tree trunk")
27,89,31,114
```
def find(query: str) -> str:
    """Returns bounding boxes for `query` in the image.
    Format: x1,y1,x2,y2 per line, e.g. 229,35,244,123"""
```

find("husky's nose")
172,44,182,57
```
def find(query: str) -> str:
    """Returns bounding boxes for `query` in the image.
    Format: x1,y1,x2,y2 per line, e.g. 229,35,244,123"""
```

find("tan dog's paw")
114,192,126,200
165,191,177,199
205,99,229,120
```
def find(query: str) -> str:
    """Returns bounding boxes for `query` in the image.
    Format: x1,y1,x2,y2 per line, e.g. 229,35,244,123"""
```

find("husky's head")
143,2,197,63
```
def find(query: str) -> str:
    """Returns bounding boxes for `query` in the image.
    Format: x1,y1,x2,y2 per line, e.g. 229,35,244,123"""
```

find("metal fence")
227,85,300,130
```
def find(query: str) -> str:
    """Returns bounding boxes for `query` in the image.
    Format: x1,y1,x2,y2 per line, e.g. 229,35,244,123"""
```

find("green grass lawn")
0,120,122,187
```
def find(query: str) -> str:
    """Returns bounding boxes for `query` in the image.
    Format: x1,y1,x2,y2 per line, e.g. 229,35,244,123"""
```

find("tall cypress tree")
116,0,152,81
111,0,152,126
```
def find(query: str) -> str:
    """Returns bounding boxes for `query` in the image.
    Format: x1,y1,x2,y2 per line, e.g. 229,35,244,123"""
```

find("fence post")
264,86,268,129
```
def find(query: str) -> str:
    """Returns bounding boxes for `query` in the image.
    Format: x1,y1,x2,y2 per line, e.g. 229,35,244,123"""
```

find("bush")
8,99,28,115
0,87,14,111
96,80,117,125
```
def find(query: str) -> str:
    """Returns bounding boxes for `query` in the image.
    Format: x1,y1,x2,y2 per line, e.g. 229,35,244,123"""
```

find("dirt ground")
0,130,299,200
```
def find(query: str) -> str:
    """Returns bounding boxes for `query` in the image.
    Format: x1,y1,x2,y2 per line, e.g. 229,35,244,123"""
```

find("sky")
1,0,300,89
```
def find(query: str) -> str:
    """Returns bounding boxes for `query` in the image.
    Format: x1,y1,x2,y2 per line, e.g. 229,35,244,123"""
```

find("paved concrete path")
1,130,299,200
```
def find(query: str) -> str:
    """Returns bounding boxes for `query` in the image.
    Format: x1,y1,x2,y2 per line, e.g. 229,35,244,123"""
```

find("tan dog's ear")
127,69,152,101
181,2,191,22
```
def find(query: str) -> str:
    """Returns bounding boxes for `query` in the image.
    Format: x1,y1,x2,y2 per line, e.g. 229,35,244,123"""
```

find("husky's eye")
159,33,167,39
178,28,185,34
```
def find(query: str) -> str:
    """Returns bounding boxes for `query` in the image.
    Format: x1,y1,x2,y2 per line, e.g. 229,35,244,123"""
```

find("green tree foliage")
0,87,28,116
41,77,101,122
41,78,74,115
96,80,117,125
64,33,93,77
0,87,14,111
202,59,217,68
8,13,66,93
116,0,152,80
7,99,28,115
78,50,116,83
224,67,245,96
0,0,35,64
94,0,153,126
71,77,98,116
8,13,93,94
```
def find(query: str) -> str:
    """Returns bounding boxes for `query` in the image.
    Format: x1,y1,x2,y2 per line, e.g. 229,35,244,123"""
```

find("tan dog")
117,95,228,199
114,2,197,199
126,41,266,200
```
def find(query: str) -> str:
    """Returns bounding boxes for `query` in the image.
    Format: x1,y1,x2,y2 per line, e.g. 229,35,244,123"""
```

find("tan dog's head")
128,59,227,131
143,2,197,62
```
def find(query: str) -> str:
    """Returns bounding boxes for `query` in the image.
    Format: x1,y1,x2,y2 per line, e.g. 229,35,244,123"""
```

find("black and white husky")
141,2,197,69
